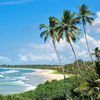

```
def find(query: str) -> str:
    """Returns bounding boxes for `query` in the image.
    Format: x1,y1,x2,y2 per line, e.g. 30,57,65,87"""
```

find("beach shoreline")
0,67,72,94
0,67,71,81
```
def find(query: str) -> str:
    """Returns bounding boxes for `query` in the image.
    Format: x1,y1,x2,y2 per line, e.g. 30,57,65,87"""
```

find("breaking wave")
1,69,19,74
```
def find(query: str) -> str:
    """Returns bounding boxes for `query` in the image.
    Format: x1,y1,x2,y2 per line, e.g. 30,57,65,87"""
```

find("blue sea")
0,68,46,95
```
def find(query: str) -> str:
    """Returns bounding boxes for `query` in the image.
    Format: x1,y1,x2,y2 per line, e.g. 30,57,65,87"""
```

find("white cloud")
19,40,67,64
0,35,98,65
79,35,99,49
18,34,99,64
87,11,100,34
96,12,100,17
19,52,58,62
0,56,12,64
0,0,33,6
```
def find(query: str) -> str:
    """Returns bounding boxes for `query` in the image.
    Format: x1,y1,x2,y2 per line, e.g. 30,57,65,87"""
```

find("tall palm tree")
55,10,82,75
40,17,67,98
40,16,66,79
77,4,94,62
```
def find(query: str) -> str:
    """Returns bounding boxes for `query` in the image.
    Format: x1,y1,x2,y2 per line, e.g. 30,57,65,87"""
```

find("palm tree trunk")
52,39,66,79
52,39,61,65
52,39,67,99
68,37,82,76
82,22,93,62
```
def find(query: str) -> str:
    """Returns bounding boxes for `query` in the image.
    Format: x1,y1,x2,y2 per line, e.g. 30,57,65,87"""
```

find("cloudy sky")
0,0,99,65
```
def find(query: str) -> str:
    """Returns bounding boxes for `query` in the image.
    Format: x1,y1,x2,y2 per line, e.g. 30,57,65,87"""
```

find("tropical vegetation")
0,60,99,100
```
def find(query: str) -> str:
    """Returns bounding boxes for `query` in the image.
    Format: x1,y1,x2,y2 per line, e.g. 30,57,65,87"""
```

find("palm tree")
55,10,82,75
77,4,94,62
74,64,100,99
74,76,100,99
40,17,67,98
40,16,66,79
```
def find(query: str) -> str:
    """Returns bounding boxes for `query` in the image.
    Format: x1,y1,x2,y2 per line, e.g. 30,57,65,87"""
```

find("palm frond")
72,17,81,24
56,29,63,42
39,24,48,30
79,4,94,25
44,32,49,42
40,30,48,38
65,32,70,43
63,10,71,23
49,16,58,27
74,82,89,92
86,17,94,25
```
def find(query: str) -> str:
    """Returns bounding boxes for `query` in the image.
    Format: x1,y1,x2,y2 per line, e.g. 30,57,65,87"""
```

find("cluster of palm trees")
39,4,100,99
39,4,94,75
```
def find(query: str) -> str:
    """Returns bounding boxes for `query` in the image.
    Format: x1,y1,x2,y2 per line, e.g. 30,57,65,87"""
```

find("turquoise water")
0,68,46,95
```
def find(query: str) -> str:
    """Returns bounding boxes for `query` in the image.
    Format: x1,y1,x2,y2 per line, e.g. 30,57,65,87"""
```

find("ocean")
0,68,46,95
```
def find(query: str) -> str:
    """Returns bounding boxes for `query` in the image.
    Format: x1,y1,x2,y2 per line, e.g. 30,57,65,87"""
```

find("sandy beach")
36,69,71,81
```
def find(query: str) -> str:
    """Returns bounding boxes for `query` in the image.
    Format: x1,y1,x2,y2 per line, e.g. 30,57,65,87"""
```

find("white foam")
11,80,37,91
15,76,29,81
0,80,31,87
23,71,37,76
11,80,25,86
25,85,36,91
1,70,19,74
0,74,3,78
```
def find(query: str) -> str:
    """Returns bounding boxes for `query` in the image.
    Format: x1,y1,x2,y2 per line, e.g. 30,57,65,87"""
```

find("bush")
34,76,78,100
0,95,5,100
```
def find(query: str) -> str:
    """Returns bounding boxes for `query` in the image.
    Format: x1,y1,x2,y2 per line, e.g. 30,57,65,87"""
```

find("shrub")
34,76,78,100
0,95,5,100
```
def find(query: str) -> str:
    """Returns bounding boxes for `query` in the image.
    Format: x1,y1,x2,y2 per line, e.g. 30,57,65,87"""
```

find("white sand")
35,69,71,81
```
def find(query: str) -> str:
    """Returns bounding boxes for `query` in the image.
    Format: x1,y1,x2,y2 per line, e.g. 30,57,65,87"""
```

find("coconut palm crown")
40,17,62,63
40,17,58,43
55,10,82,75
56,10,80,42
77,4,94,62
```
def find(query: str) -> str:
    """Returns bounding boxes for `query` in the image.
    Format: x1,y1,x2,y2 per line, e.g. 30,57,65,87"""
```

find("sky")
0,0,100,65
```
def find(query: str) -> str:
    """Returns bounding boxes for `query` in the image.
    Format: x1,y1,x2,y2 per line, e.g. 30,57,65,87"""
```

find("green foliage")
95,61,100,77
74,61,100,99
34,80,65,100
75,76,100,99
34,76,79,100
0,95,5,100
0,65,57,70
4,91,35,100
